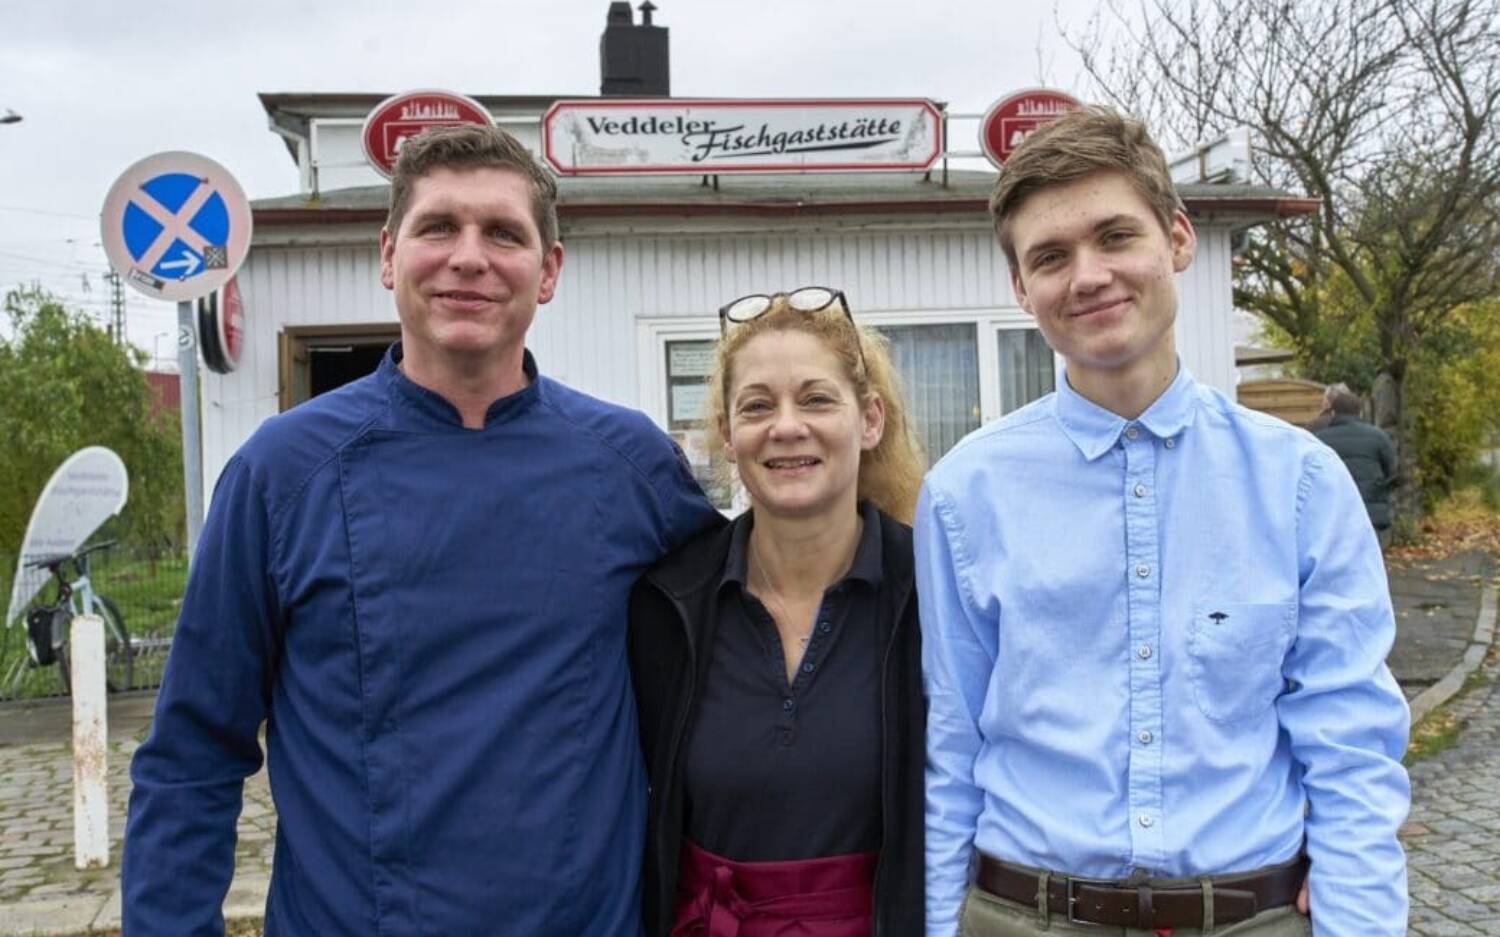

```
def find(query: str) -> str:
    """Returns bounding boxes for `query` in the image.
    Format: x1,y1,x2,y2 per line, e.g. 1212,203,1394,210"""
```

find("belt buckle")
1065,878,1108,928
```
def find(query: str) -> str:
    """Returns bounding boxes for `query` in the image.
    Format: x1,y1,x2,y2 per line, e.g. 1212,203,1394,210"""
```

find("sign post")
100,152,252,562
70,614,108,870
177,301,203,555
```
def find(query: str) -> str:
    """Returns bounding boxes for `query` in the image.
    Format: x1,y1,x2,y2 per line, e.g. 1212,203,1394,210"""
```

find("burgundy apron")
669,839,877,937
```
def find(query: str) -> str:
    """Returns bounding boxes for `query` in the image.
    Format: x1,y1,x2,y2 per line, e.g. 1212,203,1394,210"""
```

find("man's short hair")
1325,382,1364,416
989,105,1183,270
385,124,560,248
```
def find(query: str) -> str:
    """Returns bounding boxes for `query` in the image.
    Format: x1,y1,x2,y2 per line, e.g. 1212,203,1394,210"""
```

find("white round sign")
100,151,253,303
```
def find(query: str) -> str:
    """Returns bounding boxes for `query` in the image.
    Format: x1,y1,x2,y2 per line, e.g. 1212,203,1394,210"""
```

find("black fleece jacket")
627,508,925,937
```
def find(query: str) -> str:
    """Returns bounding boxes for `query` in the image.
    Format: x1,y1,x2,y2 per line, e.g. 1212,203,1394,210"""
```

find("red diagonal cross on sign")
131,178,216,274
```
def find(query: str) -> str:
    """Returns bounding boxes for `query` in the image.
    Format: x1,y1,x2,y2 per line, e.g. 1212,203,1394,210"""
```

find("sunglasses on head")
718,286,852,327
717,287,867,374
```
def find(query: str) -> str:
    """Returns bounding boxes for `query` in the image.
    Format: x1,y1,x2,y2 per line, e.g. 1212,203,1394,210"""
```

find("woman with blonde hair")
629,287,927,936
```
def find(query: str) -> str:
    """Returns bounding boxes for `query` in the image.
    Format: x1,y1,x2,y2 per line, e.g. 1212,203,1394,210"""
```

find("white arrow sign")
159,251,201,279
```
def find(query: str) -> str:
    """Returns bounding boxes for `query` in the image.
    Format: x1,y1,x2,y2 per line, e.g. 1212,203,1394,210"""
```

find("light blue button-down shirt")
916,364,1410,937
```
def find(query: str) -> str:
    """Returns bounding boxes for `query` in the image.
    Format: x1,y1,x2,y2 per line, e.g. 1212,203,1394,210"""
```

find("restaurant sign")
542,99,944,175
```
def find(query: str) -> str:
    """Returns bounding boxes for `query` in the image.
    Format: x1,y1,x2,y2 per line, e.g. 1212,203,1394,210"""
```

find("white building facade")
201,91,1314,502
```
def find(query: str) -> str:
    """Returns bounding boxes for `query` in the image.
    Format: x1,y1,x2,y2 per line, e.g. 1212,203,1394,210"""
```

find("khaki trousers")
959,883,1312,937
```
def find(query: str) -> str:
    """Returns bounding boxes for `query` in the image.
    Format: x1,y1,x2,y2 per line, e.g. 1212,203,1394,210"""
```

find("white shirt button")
1139,815,1154,828
1136,564,1151,578
1138,644,1152,660
1133,483,1148,498
1124,426,1140,440
1164,437,1176,449
1139,730,1153,744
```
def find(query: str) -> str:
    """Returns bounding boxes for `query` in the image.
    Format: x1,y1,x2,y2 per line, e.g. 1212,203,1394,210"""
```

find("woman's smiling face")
722,329,884,521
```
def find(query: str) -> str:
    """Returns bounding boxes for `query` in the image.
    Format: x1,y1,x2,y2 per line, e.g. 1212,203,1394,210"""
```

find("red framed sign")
361,90,493,179
542,99,944,175
196,276,244,374
979,89,1083,168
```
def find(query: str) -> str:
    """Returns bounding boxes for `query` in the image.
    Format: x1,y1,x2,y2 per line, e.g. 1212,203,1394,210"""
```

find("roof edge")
253,192,1317,226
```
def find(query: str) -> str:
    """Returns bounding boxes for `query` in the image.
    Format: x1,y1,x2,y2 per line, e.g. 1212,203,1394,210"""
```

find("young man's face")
379,166,562,368
1007,170,1195,384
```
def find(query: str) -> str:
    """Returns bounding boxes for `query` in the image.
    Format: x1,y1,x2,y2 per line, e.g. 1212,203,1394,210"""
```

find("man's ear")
1011,266,1036,317
537,241,564,304
1169,210,1197,273
379,228,395,291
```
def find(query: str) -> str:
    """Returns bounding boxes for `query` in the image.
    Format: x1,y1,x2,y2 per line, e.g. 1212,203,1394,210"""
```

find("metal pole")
177,301,204,562
71,615,109,869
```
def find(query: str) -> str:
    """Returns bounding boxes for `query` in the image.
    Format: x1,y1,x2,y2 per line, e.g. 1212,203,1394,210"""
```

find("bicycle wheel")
96,595,134,693
50,609,72,695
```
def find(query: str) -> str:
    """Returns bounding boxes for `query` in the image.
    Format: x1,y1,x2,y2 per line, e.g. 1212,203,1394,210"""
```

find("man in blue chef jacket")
122,124,722,936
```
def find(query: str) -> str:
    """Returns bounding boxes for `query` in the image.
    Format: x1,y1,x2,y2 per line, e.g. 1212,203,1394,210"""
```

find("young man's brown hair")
989,105,1182,269
385,124,560,248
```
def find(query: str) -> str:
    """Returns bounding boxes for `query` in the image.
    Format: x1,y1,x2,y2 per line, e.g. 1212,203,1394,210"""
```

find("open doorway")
279,324,401,411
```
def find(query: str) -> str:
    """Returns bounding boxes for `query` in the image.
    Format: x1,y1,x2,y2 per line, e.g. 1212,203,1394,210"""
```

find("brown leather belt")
975,853,1307,929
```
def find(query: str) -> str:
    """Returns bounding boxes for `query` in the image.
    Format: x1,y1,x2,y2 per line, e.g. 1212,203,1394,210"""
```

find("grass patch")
1405,656,1496,765
1406,705,1463,764
1389,484,1500,563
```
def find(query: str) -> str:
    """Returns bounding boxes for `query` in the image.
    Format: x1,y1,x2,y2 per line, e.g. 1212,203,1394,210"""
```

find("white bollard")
70,614,110,870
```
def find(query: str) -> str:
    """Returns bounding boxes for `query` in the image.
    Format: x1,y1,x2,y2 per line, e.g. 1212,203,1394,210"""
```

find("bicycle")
15,540,134,696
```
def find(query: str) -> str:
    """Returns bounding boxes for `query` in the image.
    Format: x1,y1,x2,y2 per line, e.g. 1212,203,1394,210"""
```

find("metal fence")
0,544,186,701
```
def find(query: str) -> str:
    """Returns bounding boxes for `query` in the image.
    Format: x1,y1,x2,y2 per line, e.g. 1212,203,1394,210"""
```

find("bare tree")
1068,0,1500,520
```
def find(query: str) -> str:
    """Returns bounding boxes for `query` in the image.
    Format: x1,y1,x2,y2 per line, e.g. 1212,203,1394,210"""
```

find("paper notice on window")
670,383,709,425
668,343,715,379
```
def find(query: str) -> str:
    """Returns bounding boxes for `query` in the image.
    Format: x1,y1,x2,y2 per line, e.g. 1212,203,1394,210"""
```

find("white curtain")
876,323,981,463
998,328,1055,415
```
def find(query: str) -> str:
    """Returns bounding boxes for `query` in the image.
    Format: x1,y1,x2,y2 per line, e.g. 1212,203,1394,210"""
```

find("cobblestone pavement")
1404,641,1500,936
0,694,271,935
0,551,1493,935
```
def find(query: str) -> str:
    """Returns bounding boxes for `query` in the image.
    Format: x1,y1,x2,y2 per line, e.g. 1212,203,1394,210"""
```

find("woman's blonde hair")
704,297,926,524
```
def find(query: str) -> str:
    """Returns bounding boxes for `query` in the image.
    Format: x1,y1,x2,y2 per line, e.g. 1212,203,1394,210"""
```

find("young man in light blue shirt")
916,107,1410,936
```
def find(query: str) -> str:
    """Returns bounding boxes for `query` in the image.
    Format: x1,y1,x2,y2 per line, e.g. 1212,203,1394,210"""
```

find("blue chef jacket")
123,345,722,936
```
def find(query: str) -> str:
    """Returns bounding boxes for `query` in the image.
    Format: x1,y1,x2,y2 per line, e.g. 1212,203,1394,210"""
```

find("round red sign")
979,89,1083,168
220,277,243,368
360,90,493,179
196,276,244,374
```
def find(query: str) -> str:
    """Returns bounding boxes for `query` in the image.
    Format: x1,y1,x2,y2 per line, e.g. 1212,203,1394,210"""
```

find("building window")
664,339,733,509
875,323,981,462
997,327,1055,415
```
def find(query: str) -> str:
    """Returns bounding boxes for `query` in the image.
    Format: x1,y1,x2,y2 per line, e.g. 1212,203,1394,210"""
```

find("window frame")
634,308,1059,468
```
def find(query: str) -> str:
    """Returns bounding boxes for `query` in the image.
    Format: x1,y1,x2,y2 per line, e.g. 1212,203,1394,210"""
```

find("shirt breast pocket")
1187,601,1296,723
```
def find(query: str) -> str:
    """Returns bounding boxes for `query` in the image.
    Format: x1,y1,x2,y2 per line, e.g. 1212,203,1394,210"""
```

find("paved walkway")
0,695,271,935
1404,640,1500,935
0,551,1493,935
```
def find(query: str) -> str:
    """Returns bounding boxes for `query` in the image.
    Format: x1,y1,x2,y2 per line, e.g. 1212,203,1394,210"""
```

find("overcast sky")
1,0,1103,363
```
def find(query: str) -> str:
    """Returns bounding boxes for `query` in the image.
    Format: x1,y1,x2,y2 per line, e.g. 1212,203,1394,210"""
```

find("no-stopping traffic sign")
100,151,252,304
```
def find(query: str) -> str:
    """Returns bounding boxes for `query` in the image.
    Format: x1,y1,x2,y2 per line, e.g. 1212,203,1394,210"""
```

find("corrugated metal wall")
203,224,1234,490
1172,229,1237,393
